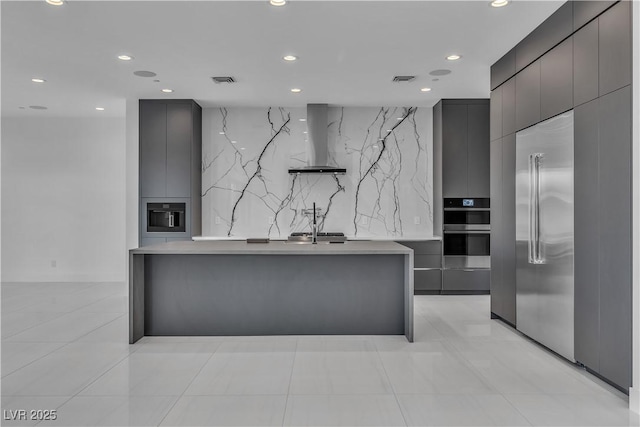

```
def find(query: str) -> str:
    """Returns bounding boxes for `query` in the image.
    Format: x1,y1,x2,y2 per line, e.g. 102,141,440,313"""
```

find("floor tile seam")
0,311,70,340
0,342,69,379
67,312,127,344
55,290,127,316
59,347,136,400
281,338,299,427
155,347,219,426
499,392,561,427
375,347,410,427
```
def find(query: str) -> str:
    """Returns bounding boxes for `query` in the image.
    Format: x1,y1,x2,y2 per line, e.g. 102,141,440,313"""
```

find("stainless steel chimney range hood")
288,104,346,175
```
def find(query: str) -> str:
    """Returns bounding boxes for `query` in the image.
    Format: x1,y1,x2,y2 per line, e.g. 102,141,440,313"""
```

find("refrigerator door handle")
528,153,544,264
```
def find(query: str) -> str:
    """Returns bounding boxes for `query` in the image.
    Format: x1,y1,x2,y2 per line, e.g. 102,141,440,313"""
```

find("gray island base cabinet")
129,240,414,343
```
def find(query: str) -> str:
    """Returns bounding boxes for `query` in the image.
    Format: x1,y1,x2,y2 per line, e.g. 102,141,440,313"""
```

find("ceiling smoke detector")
211,76,236,84
392,76,416,82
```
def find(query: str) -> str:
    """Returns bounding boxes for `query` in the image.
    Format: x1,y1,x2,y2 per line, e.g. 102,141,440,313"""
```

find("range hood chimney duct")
288,104,346,174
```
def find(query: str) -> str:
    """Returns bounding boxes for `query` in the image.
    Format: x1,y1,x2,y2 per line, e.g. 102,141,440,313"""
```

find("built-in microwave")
146,203,186,233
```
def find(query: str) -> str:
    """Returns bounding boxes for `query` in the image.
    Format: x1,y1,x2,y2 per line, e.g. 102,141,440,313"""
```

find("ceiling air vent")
392,75,415,82
211,76,236,84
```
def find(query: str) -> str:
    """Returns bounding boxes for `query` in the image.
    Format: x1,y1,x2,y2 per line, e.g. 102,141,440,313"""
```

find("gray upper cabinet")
490,49,516,90
442,104,468,198
139,102,167,198
573,0,615,31
540,36,573,120
490,86,502,141
598,0,631,96
515,1,573,72
515,60,541,132
467,104,490,197
573,18,599,107
502,78,516,136
166,103,193,197
439,100,490,198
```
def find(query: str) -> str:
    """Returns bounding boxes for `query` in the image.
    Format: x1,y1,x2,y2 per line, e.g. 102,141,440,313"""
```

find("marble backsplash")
201,106,433,237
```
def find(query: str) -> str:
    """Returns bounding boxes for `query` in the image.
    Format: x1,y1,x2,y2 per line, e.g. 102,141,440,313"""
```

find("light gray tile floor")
1,283,638,426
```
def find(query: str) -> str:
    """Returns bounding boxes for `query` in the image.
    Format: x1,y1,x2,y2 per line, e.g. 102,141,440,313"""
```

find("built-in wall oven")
443,198,490,269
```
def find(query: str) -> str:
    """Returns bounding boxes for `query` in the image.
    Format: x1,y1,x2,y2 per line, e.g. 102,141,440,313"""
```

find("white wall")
1,116,126,282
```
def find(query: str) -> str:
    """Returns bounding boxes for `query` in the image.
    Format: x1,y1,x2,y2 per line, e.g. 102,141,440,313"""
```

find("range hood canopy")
288,104,346,175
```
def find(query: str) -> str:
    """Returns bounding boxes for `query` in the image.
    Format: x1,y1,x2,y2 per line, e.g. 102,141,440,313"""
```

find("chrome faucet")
311,202,318,244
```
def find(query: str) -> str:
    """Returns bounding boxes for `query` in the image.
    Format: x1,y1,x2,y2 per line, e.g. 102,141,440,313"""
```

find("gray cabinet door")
139,102,167,197
490,138,503,316
515,60,541,132
540,37,573,121
573,19,599,107
490,86,502,141
442,104,468,198
574,97,600,371
443,269,490,292
515,1,573,72
573,0,614,31
467,104,490,197
502,78,516,136
598,0,631,96
414,270,442,291
166,103,192,198
501,133,517,325
597,86,631,390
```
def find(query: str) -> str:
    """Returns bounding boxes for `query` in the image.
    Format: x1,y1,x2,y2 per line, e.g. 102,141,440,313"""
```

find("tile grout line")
155,342,221,426
280,337,299,426
374,338,410,427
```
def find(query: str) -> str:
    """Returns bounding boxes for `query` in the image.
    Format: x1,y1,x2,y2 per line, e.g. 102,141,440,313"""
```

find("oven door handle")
443,230,490,234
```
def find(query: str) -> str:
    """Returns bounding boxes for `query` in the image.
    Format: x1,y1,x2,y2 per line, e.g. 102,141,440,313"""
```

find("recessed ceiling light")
490,0,509,7
161,89,174,93
421,87,432,92
446,54,461,61
290,88,302,93
299,118,306,122
133,70,157,78
95,107,105,111
283,55,297,62
31,78,46,83
269,0,286,6
45,0,64,5
117,55,133,61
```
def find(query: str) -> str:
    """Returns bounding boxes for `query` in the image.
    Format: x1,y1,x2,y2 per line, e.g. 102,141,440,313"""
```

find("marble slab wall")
202,106,433,237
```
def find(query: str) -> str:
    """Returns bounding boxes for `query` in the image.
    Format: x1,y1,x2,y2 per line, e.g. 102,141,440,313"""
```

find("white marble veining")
202,106,433,238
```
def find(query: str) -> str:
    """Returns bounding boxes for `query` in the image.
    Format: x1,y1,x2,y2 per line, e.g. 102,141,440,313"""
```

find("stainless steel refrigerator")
515,110,575,362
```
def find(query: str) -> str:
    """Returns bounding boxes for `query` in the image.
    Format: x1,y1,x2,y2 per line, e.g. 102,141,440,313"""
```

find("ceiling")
1,0,563,117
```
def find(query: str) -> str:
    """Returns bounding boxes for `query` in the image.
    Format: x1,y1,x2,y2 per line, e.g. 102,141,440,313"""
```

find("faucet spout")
312,202,318,244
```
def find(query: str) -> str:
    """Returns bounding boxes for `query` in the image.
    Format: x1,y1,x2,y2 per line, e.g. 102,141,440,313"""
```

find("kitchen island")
129,240,413,343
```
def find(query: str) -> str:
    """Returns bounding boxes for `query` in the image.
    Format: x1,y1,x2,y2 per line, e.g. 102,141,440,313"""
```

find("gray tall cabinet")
489,0,632,391
139,99,202,246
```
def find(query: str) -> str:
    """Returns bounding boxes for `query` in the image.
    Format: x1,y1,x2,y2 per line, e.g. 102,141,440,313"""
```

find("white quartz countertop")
132,239,413,255
192,235,441,242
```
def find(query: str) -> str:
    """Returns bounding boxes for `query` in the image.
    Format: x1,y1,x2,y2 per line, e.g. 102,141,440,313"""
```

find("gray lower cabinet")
490,133,516,324
397,240,442,292
574,85,632,391
442,270,490,292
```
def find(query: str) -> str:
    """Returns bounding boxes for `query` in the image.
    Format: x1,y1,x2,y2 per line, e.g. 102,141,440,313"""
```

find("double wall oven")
443,198,490,269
